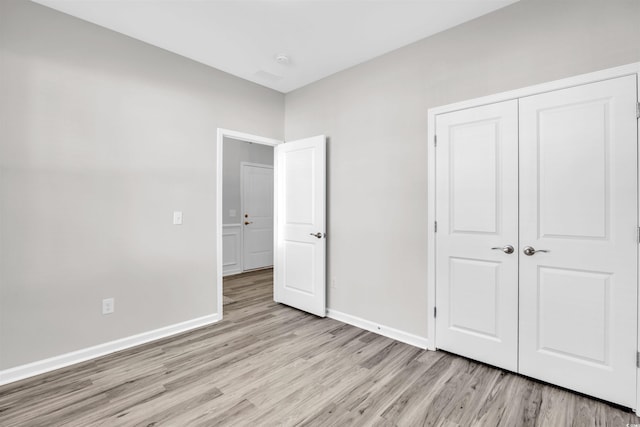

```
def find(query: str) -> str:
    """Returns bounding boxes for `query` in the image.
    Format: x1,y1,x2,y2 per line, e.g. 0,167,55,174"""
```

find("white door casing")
242,163,274,271
518,75,638,407
435,100,519,371
274,135,327,317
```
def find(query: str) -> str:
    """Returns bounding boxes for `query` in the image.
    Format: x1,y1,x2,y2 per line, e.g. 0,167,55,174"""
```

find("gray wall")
284,0,640,339
0,0,283,369
3,0,640,371
222,138,274,225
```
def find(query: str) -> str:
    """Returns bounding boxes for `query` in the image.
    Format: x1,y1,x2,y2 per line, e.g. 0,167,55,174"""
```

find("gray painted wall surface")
284,0,640,339
2,0,640,372
222,138,274,225
0,0,283,369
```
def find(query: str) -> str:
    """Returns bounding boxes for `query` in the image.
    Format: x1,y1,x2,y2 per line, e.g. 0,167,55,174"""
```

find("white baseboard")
326,309,429,350
0,313,221,386
223,268,242,277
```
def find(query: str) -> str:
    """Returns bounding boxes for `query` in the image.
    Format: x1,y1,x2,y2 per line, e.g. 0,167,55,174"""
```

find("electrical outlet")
173,211,183,225
102,298,115,315
331,277,337,289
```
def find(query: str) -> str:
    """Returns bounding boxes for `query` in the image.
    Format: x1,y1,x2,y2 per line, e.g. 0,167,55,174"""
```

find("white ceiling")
33,0,519,93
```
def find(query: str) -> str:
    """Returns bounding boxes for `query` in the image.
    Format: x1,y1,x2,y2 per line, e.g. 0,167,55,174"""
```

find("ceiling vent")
255,69,284,83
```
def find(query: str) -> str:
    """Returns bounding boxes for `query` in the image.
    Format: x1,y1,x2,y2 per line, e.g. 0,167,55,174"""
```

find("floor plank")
0,268,638,426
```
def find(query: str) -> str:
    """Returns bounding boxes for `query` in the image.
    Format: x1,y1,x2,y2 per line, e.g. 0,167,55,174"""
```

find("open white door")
274,135,326,317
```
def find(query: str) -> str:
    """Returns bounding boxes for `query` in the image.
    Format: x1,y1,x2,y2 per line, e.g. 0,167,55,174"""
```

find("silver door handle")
309,232,325,239
491,245,514,254
523,246,549,256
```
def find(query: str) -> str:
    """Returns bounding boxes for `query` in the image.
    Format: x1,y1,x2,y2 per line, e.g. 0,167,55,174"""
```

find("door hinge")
636,102,640,119
637,351,639,368
434,135,437,147
434,221,438,232
434,306,437,318
637,227,640,244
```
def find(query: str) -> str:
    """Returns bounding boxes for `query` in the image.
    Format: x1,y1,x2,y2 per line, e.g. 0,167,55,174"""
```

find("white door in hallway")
242,163,274,271
274,135,327,317
435,100,519,371
518,75,638,407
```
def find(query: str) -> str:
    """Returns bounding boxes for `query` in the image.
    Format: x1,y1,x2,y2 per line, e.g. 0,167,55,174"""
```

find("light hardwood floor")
1,268,639,426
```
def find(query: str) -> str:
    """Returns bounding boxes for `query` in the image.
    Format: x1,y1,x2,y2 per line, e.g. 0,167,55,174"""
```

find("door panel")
519,75,638,407
450,122,500,234
435,100,519,371
274,136,326,317
536,267,611,364
284,149,315,223
448,257,501,339
242,164,274,271
536,100,609,239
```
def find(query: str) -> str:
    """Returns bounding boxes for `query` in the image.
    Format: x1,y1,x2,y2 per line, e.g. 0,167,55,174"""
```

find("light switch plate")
102,298,114,315
173,211,183,225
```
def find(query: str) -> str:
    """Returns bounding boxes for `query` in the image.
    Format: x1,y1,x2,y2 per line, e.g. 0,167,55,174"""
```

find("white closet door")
519,75,638,407
435,100,519,371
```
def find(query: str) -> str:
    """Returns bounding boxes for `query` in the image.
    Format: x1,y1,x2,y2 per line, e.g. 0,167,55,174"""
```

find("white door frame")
216,128,282,318
427,62,640,412
240,161,274,272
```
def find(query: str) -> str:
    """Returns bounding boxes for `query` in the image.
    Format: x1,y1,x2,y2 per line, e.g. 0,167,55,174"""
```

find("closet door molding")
426,62,640,412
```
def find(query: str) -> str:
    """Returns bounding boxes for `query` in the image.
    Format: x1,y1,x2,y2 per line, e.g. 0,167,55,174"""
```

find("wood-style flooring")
1,268,639,426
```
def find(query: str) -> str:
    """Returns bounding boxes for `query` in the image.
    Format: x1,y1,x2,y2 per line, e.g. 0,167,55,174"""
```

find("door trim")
216,129,282,320
426,62,640,412
636,69,640,417
240,161,274,272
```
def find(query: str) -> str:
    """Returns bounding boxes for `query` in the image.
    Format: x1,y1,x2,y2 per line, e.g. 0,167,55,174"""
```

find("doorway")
216,129,281,317
216,129,328,322
220,137,274,275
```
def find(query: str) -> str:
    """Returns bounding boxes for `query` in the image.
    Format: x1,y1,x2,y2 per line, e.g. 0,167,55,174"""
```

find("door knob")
309,232,325,239
491,245,514,254
523,246,549,256
244,221,253,225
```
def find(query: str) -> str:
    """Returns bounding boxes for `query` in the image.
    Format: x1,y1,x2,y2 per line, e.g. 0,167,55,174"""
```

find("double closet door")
435,75,638,407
